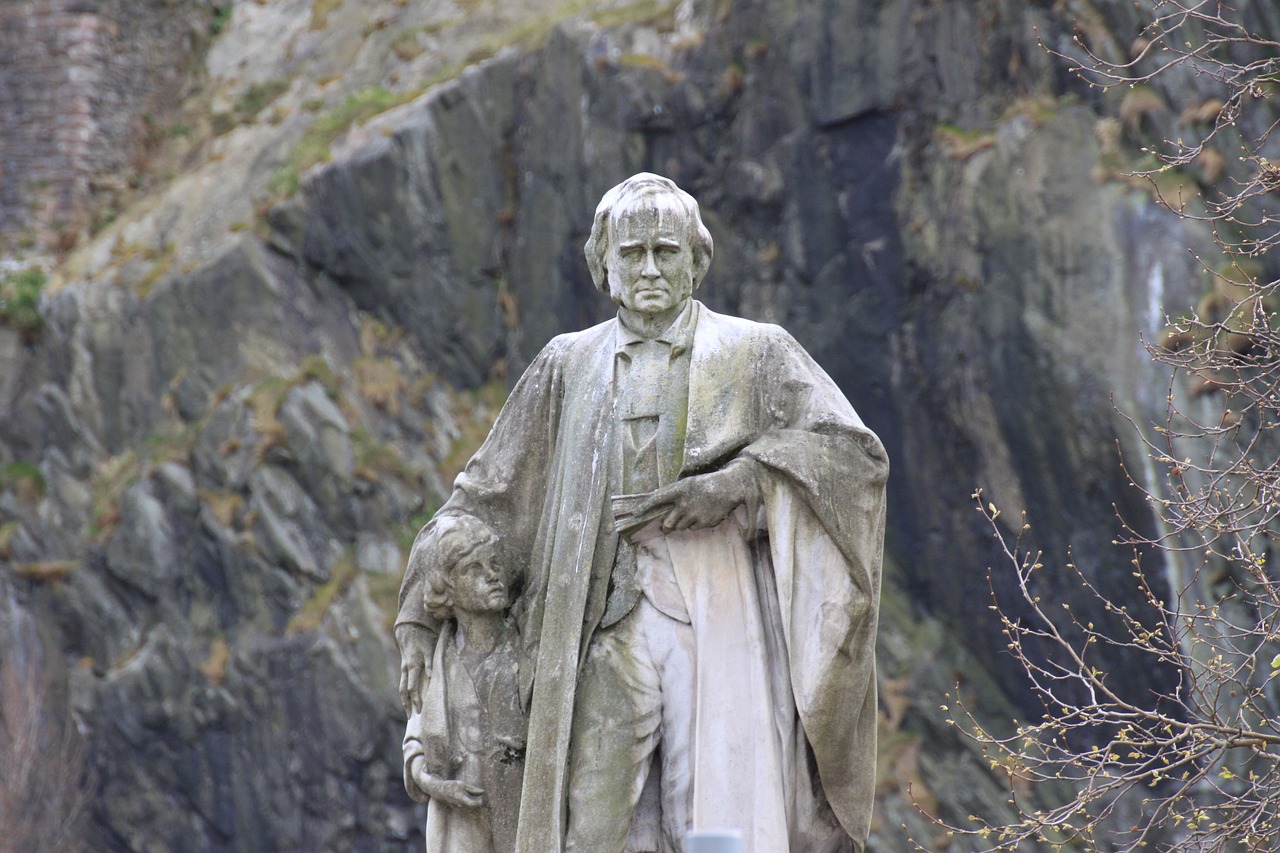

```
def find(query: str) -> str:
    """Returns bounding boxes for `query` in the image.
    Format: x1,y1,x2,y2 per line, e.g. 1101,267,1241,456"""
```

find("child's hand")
415,763,484,809
397,624,434,715
429,779,485,809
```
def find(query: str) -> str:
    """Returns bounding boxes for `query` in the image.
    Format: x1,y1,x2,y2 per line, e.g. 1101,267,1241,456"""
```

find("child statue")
402,515,525,853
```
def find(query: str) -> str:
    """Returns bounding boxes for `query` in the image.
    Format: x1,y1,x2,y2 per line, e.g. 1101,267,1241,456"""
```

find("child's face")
449,538,508,614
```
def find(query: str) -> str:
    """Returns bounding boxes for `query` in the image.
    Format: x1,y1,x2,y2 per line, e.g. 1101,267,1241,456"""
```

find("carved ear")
592,259,609,293
692,251,711,290
585,184,622,292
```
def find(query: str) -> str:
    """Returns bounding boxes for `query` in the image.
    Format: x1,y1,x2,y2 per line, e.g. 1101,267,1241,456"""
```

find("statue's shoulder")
694,303,796,350
534,318,616,366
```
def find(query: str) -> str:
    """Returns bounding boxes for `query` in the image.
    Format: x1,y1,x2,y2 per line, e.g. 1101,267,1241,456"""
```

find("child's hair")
419,515,501,620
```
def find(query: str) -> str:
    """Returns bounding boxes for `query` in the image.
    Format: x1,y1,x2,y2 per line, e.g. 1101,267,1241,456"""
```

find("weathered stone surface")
104,481,176,596
249,465,340,581
278,381,355,513
2,0,1276,850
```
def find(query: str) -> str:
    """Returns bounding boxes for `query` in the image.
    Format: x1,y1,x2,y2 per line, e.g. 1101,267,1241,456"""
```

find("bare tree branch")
920,2,1280,850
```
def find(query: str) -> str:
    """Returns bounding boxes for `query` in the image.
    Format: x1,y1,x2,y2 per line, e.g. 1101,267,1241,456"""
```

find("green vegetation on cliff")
0,267,45,335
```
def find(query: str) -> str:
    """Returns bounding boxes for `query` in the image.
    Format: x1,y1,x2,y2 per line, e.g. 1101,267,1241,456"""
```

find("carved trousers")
564,596,695,853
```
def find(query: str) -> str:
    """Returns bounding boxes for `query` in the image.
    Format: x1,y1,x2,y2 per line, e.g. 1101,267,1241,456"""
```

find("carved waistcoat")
600,307,692,627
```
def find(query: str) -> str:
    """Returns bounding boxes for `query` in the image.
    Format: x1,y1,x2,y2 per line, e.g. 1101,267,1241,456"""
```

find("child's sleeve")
402,711,430,804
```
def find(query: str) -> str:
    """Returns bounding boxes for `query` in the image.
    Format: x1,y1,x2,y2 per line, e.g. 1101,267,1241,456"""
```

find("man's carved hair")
418,515,501,620
584,172,714,293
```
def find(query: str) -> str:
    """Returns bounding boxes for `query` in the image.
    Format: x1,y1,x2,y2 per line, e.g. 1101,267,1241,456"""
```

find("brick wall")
0,0,207,252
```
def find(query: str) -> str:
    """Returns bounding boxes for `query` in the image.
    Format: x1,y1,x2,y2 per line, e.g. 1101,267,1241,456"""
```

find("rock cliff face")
1,0,1272,850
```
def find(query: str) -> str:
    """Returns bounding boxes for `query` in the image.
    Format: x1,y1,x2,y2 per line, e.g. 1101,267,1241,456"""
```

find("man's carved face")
607,203,695,320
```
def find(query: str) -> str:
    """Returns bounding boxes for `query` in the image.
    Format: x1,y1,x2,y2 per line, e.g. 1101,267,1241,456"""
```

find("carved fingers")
396,624,433,715
431,779,486,810
412,760,485,809
633,472,736,532
400,659,418,716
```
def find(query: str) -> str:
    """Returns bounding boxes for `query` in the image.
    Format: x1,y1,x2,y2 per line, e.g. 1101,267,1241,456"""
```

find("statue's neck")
617,300,688,340
453,610,504,662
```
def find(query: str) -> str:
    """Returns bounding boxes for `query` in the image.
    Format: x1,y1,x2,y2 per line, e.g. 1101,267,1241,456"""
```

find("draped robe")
398,301,888,852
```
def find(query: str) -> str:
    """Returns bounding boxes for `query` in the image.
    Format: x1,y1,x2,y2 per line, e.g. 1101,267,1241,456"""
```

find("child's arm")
404,712,484,808
402,718,431,804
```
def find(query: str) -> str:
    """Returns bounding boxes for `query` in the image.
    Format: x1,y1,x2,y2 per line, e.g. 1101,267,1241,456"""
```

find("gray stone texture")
2,0,1276,850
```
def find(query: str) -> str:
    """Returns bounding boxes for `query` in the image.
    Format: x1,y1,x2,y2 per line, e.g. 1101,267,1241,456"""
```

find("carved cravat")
619,338,667,494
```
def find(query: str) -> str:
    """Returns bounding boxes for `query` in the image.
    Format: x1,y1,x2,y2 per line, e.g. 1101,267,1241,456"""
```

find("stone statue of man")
396,173,888,853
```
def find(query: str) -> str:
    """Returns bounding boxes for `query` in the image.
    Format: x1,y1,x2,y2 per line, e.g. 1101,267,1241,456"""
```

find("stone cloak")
398,302,888,851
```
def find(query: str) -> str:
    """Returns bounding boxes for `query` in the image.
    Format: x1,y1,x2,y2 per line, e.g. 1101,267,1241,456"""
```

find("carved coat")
403,622,525,853
398,302,888,852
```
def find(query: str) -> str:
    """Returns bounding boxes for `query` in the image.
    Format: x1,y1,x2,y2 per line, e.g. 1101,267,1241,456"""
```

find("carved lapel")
683,303,759,474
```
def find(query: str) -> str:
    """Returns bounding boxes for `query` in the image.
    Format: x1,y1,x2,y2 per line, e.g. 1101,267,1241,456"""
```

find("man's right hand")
630,458,761,533
396,623,433,715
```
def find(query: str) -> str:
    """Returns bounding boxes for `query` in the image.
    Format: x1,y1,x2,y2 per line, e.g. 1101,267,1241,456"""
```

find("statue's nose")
641,252,661,278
